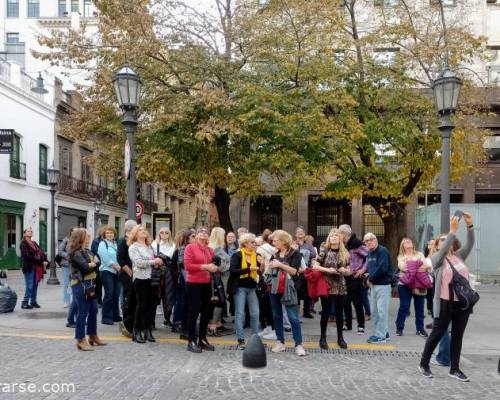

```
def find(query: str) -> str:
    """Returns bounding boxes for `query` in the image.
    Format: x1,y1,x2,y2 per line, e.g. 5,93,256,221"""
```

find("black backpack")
446,258,480,311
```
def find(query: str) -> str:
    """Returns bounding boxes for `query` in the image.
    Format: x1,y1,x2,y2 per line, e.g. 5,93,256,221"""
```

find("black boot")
198,338,215,351
337,337,347,349
319,337,329,350
145,329,156,342
187,341,202,353
133,329,146,343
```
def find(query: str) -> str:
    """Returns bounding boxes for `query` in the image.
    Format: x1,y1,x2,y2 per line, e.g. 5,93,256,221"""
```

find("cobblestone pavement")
0,336,499,400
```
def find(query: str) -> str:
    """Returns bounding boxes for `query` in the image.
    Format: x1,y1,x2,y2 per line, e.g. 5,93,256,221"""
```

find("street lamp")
46,163,60,285
113,65,143,221
432,66,462,233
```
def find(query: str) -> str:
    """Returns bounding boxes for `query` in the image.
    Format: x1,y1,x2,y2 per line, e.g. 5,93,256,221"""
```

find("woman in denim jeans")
69,228,106,351
267,230,306,357
229,233,260,350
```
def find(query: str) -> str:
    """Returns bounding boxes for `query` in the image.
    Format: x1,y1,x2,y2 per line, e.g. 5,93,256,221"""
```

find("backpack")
446,257,480,311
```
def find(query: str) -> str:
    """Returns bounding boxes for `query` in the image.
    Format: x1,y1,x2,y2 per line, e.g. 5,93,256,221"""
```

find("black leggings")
344,276,365,329
186,283,212,342
420,299,471,371
320,295,346,339
133,278,156,331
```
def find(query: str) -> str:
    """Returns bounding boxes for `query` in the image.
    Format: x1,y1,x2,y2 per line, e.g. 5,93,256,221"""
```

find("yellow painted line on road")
0,331,396,350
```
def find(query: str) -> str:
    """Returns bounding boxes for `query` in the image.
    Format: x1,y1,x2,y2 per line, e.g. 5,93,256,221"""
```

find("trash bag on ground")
0,282,17,313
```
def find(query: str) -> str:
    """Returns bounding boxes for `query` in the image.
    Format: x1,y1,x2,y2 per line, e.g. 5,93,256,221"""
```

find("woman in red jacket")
183,227,219,353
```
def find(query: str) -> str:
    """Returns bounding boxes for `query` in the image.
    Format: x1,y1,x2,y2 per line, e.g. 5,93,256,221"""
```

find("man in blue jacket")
364,232,393,344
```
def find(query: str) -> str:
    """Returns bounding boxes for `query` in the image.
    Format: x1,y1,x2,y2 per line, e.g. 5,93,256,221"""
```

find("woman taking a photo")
98,226,122,326
312,229,349,350
20,228,48,309
229,233,260,350
419,212,475,382
268,230,306,357
184,227,219,353
69,228,106,351
128,225,163,344
396,238,431,337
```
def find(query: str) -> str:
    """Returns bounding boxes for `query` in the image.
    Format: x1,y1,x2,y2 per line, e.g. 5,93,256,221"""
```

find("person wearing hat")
183,227,219,353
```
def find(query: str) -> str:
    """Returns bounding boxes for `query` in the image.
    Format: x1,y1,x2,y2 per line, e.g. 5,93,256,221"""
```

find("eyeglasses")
364,238,375,243
160,231,168,235
439,237,446,242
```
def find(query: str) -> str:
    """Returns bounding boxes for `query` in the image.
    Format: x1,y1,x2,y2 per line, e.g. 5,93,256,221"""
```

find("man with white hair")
117,219,138,338
363,232,393,344
338,224,368,335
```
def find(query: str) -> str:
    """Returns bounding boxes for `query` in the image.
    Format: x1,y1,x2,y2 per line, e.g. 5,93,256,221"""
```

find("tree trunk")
381,208,408,266
213,185,234,232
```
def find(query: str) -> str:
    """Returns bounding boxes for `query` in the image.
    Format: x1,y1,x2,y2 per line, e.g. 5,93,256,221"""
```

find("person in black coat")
20,228,48,309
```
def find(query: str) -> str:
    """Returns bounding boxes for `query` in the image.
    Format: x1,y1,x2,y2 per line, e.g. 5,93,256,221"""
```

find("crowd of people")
18,211,478,381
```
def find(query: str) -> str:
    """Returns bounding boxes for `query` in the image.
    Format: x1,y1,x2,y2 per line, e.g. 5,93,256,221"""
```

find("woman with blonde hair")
268,230,306,356
312,229,350,349
208,227,231,336
395,238,431,337
69,228,105,350
128,225,163,343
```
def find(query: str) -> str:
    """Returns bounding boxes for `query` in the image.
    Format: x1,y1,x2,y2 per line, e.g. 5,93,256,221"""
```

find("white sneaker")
295,345,306,357
263,330,277,340
258,326,271,337
271,341,286,353
63,303,69,308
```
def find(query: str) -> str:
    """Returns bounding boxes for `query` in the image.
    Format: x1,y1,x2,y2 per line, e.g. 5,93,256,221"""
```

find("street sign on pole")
136,200,145,219
0,129,14,154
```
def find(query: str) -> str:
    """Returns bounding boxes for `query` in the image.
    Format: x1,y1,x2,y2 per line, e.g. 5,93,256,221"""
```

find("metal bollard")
242,334,267,368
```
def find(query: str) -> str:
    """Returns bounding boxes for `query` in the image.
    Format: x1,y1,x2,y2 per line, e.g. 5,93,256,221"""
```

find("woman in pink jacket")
183,227,218,353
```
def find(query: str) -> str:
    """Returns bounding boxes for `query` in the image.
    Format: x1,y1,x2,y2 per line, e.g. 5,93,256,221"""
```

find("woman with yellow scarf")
228,233,260,350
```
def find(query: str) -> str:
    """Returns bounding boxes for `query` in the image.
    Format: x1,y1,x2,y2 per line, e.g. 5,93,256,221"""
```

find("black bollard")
242,334,267,368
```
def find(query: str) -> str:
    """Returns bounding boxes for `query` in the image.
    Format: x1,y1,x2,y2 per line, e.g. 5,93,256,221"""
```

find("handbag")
446,257,480,311
82,279,97,301
281,274,298,306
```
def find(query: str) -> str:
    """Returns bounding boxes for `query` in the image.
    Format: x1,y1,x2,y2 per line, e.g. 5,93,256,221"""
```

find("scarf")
240,248,258,281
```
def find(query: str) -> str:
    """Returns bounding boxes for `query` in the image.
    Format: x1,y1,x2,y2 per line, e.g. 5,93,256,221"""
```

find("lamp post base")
46,276,60,285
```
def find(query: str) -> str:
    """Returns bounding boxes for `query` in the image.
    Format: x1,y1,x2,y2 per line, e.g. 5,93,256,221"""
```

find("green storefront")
0,199,25,270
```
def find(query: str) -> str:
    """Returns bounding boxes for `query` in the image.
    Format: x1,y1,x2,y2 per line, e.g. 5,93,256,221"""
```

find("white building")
0,58,55,269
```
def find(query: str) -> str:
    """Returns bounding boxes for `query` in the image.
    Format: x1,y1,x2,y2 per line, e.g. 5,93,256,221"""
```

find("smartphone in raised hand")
453,209,463,221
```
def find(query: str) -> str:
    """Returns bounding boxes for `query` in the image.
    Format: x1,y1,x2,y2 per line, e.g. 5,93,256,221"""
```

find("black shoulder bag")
446,257,480,311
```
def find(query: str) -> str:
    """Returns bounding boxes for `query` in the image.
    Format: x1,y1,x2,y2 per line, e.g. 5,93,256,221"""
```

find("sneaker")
357,327,365,335
416,330,429,338
31,303,41,309
271,341,286,353
448,369,469,382
430,356,449,367
385,333,391,341
236,339,246,350
66,322,75,328
396,330,403,336
262,330,277,340
21,304,33,309
63,302,69,308
284,326,292,333
367,336,386,344
258,326,271,337
295,345,306,357
419,365,433,378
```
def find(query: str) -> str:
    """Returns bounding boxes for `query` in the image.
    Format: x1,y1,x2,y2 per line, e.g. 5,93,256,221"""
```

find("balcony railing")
10,160,26,180
58,174,124,207
141,198,158,214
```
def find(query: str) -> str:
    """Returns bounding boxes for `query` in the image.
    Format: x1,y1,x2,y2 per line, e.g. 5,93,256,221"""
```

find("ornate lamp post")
432,66,462,232
46,163,60,285
112,66,143,220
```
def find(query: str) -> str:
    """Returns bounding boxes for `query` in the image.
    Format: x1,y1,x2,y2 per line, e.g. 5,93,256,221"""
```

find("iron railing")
10,159,26,180
58,174,124,207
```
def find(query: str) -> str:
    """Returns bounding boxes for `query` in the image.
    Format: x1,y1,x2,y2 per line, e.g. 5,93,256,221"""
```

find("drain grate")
222,345,420,357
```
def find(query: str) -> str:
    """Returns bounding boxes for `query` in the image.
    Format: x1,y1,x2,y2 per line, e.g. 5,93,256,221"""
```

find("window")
363,205,384,241
7,0,19,17
114,216,121,236
374,0,398,6
6,33,19,43
10,135,26,180
39,144,48,185
58,137,73,177
27,0,40,18
80,148,93,183
71,0,79,12
58,0,67,16
84,0,92,16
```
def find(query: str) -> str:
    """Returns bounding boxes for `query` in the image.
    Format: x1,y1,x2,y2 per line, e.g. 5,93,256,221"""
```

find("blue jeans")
371,284,391,339
22,270,38,305
234,287,260,341
270,293,302,346
72,283,98,340
362,286,371,315
100,270,121,323
67,297,77,324
61,266,72,305
436,326,451,366
396,285,425,332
